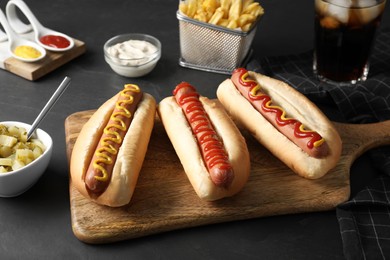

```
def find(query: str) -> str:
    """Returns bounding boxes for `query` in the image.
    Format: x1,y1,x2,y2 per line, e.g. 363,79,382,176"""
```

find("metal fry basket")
177,11,259,74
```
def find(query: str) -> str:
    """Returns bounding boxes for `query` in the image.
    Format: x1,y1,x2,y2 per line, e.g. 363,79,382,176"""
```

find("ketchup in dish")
40,35,71,49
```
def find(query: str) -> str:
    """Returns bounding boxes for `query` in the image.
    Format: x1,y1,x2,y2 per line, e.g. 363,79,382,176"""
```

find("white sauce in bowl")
107,40,158,66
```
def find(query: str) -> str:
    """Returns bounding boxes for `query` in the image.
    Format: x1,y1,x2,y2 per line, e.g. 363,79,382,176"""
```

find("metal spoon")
27,77,72,140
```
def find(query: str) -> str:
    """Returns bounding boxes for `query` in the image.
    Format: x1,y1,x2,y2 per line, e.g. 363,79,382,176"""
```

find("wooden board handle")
334,120,390,167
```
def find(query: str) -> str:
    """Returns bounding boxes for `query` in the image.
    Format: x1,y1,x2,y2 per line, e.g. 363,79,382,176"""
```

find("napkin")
247,28,390,260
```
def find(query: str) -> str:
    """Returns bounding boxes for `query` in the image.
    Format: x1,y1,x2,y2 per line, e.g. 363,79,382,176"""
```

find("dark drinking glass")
313,0,386,85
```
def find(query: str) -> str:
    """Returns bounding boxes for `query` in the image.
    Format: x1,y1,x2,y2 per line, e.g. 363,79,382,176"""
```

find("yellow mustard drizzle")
264,100,293,121
92,84,140,182
313,135,325,147
295,123,325,147
250,80,296,122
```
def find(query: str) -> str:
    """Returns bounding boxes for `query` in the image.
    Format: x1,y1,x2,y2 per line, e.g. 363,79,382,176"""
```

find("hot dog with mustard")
70,84,156,207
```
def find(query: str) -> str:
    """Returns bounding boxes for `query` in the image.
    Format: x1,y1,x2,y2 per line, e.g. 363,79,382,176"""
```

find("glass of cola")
313,0,387,85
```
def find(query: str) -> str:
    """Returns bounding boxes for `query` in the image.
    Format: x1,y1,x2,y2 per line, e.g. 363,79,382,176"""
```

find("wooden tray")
64,109,390,244
1,38,85,81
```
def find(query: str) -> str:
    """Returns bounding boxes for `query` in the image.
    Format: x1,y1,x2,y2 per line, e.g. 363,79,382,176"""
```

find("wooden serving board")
1,38,85,81
64,109,390,244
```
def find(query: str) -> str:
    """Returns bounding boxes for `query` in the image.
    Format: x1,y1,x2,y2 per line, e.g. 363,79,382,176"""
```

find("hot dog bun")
70,92,156,207
158,96,250,201
217,71,342,179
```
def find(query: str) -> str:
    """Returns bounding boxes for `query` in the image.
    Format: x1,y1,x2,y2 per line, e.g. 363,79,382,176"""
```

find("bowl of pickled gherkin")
0,121,52,197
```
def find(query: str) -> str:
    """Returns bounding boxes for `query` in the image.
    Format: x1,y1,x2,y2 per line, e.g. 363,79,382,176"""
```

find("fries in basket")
179,0,264,31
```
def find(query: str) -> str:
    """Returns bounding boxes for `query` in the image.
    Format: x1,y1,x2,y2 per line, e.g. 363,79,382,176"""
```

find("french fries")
179,0,264,31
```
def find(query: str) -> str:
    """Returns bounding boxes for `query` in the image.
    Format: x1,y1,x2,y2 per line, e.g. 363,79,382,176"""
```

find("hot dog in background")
70,84,156,207
158,82,250,201
217,68,342,179
231,68,329,158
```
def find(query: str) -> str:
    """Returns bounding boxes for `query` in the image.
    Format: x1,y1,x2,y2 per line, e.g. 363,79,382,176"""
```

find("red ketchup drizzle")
234,68,324,149
173,83,231,170
40,35,70,49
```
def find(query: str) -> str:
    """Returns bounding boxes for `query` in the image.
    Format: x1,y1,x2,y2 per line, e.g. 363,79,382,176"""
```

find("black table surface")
1,0,389,259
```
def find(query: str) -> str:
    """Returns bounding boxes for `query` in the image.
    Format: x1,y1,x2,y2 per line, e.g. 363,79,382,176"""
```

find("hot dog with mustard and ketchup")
217,68,342,179
70,84,156,207
158,82,250,201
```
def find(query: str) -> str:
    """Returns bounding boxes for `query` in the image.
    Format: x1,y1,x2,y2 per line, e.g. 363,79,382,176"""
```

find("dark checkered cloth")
247,28,390,260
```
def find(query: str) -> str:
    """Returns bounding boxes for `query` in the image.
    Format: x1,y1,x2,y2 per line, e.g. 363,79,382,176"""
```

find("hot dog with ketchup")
70,84,156,207
217,68,342,179
158,82,250,201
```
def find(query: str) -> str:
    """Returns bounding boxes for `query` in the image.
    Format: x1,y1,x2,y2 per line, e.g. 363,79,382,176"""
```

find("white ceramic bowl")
104,33,161,78
0,121,53,197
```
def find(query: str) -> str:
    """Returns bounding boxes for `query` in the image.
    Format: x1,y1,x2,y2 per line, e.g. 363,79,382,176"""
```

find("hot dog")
158,82,250,201
217,68,342,179
173,82,235,188
70,84,156,207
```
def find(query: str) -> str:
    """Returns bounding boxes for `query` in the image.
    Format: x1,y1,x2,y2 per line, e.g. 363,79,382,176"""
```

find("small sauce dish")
104,33,161,78
6,0,74,52
37,30,74,52
0,9,46,62
0,121,53,197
